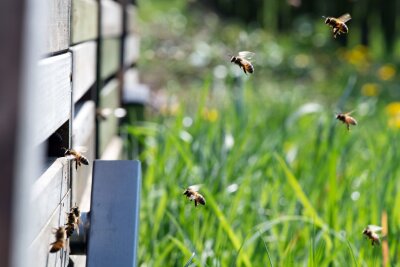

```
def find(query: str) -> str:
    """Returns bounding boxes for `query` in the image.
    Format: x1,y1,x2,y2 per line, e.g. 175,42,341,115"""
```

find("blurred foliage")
131,0,400,266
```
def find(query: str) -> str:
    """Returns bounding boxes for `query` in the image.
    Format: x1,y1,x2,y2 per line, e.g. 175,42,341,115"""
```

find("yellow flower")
343,45,369,71
386,102,400,129
202,108,219,122
388,117,400,129
378,64,396,81
361,83,379,97
385,102,400,116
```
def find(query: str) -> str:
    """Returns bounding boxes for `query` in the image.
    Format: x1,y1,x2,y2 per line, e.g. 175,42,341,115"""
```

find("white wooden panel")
71,0,99,44
100,38,120,80
30,158,70,240
71,41,97,102
99,79,120,155
29,191,71,267
126,4,138,34
72,101,95,205
100,136,123,160
34,53,72,145
124,68,139,86
123,68,150,103
101,0,123,37
124,34,140,66
45,0,71,54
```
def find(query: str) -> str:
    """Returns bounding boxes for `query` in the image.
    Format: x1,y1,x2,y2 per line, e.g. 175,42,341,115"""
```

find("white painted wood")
126,4,138,34
30,158,70,241
123,68,150,103
34,53,72,146
71,0,99,44
100,38,120,80
45,0,71,54
29,191,71,267
99,79,120,155
72,101,95,206
100,136,123,160
124,68,139,86
71,42,97,103
101,0,123,37
124,34,140,67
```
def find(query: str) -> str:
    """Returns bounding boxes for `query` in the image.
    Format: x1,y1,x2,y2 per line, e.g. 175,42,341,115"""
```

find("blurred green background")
127,0,400,266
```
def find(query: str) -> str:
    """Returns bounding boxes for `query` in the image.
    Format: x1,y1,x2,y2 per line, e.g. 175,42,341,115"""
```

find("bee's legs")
75,160,78,170
194,200,198,207
346,123,350,131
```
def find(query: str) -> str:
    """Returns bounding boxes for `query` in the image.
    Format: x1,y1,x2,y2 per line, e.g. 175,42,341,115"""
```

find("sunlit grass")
125,72,400,266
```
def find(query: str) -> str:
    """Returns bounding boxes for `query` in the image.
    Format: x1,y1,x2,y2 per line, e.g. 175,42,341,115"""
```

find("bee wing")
188,184,203,192
367,225,382,232
338,13,351,23
65,155,76,161
74,146,88,153
238,51,255,60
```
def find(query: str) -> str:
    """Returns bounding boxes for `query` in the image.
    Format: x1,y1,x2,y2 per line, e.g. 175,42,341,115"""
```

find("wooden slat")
123,68,150,104
45,0,71,54
29,191,71,267
100,0,123,38
72,101,95,205
99,79,120,155
123,34,140,67
30,158,70,241
100,136,123,160
124,68,139,86
100,38,120,80
34,53,72,145
71,41,97,103
126,4,137,34
71,0,99,44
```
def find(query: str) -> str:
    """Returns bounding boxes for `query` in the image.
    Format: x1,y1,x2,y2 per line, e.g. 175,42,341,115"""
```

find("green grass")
128,3,400,266
125,72,400,266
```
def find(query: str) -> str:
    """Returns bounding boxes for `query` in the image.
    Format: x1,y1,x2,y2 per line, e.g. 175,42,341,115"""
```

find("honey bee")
362,225,382,246
230,51,255,75
323,13,351,38
65,206,81,237
336,111,357,131
63,147,89,170
49,226,67,253
183,186,206,207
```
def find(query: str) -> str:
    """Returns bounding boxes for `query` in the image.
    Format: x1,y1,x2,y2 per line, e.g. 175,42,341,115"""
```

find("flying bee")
63,147,89,170
49,226,67,253
323,13,351,38
183,185,206,207
230,51,255,75
362,225,382,246
336,111,357,131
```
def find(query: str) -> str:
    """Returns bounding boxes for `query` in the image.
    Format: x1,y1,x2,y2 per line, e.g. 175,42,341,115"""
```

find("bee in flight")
230,51,255,75
63,147,89,170
362,225,382,246
183,185,206,207
323,13,351,38
336,111,357,131
49,226,67,253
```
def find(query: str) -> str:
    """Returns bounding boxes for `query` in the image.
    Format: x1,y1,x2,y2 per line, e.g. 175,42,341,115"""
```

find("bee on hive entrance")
230,51,255,75
63,147,89,170
65,205,81,238
323,13,351,38
336,111,357,131
183,185,206,207
362,225,382,246
49,227,67,253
